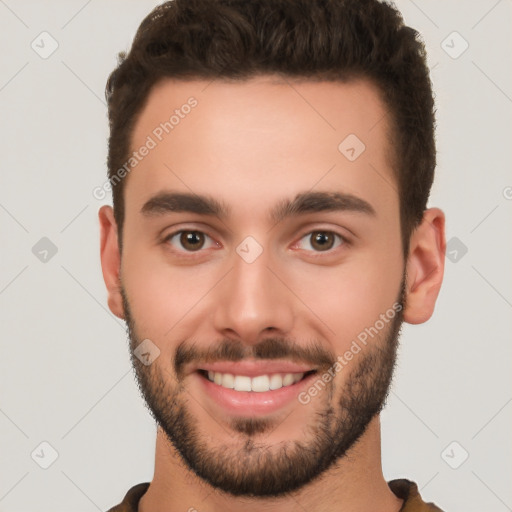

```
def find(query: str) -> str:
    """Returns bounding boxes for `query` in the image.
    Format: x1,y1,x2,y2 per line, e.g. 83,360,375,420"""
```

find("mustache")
174,337,336,379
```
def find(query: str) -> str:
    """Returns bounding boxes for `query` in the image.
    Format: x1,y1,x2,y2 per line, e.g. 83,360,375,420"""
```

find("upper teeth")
206,371,304,392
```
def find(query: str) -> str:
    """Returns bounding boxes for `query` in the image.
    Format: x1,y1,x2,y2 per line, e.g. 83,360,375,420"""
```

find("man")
99,0,446,510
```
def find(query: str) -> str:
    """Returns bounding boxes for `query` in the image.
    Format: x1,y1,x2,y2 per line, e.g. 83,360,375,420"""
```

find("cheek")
293,253,402,347
121,246,217,338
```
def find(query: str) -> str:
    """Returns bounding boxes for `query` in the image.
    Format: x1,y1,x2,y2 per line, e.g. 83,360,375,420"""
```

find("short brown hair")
105,0,436,256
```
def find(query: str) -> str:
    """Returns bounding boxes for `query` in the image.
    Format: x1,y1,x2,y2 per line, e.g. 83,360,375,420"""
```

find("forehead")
125,75,396,221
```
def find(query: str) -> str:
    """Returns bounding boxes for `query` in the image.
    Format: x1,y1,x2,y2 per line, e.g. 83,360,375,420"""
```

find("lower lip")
195,372,316,416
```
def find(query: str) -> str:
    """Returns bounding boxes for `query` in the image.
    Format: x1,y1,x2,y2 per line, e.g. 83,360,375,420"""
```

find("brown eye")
297,230,345,253
179,231,205,251
165,230,216,253
310,232,335,251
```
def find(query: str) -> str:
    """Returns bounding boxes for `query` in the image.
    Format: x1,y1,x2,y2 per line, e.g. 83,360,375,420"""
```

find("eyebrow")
140,190,376,224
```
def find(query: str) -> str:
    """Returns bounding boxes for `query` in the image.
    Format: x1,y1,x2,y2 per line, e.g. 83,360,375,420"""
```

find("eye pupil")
311,231,334,251
180,231,204,251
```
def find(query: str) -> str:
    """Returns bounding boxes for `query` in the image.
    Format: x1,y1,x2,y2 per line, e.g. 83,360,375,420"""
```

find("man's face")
119,76,405,496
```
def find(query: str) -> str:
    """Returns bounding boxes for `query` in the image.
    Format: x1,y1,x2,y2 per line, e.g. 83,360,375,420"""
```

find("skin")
99,76,446,512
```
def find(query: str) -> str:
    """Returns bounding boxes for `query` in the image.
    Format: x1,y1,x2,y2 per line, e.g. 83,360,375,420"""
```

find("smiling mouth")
197,369,317,392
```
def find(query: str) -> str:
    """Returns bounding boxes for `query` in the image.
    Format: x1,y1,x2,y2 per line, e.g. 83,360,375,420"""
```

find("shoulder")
105,482,150,512
388,479,445,511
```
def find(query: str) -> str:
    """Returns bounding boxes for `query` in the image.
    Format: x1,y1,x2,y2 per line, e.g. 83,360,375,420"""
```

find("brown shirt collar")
107,479,444,511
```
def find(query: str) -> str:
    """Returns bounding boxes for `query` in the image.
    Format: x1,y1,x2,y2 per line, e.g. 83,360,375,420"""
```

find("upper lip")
194,360,316,377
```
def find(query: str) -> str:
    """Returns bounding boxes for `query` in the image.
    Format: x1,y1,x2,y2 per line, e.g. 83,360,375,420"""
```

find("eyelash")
162,228,349,258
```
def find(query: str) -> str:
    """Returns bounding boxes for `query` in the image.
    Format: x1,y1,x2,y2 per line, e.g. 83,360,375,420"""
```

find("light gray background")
0,1,511,511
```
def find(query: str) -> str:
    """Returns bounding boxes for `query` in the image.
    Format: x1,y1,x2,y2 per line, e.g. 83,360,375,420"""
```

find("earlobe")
98,205,125,320
403,208,446,325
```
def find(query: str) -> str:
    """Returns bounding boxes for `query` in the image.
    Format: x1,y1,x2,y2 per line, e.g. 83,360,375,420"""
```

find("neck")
139,416,403,512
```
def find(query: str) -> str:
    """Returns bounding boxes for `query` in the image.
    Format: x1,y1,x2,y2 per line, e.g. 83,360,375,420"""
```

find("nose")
212,245,295,346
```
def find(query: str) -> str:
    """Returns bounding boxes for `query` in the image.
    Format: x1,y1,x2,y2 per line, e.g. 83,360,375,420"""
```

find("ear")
98,205,125,320
403,207,446,324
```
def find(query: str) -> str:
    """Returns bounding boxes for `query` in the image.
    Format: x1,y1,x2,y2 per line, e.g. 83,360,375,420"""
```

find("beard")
121,276,406,497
